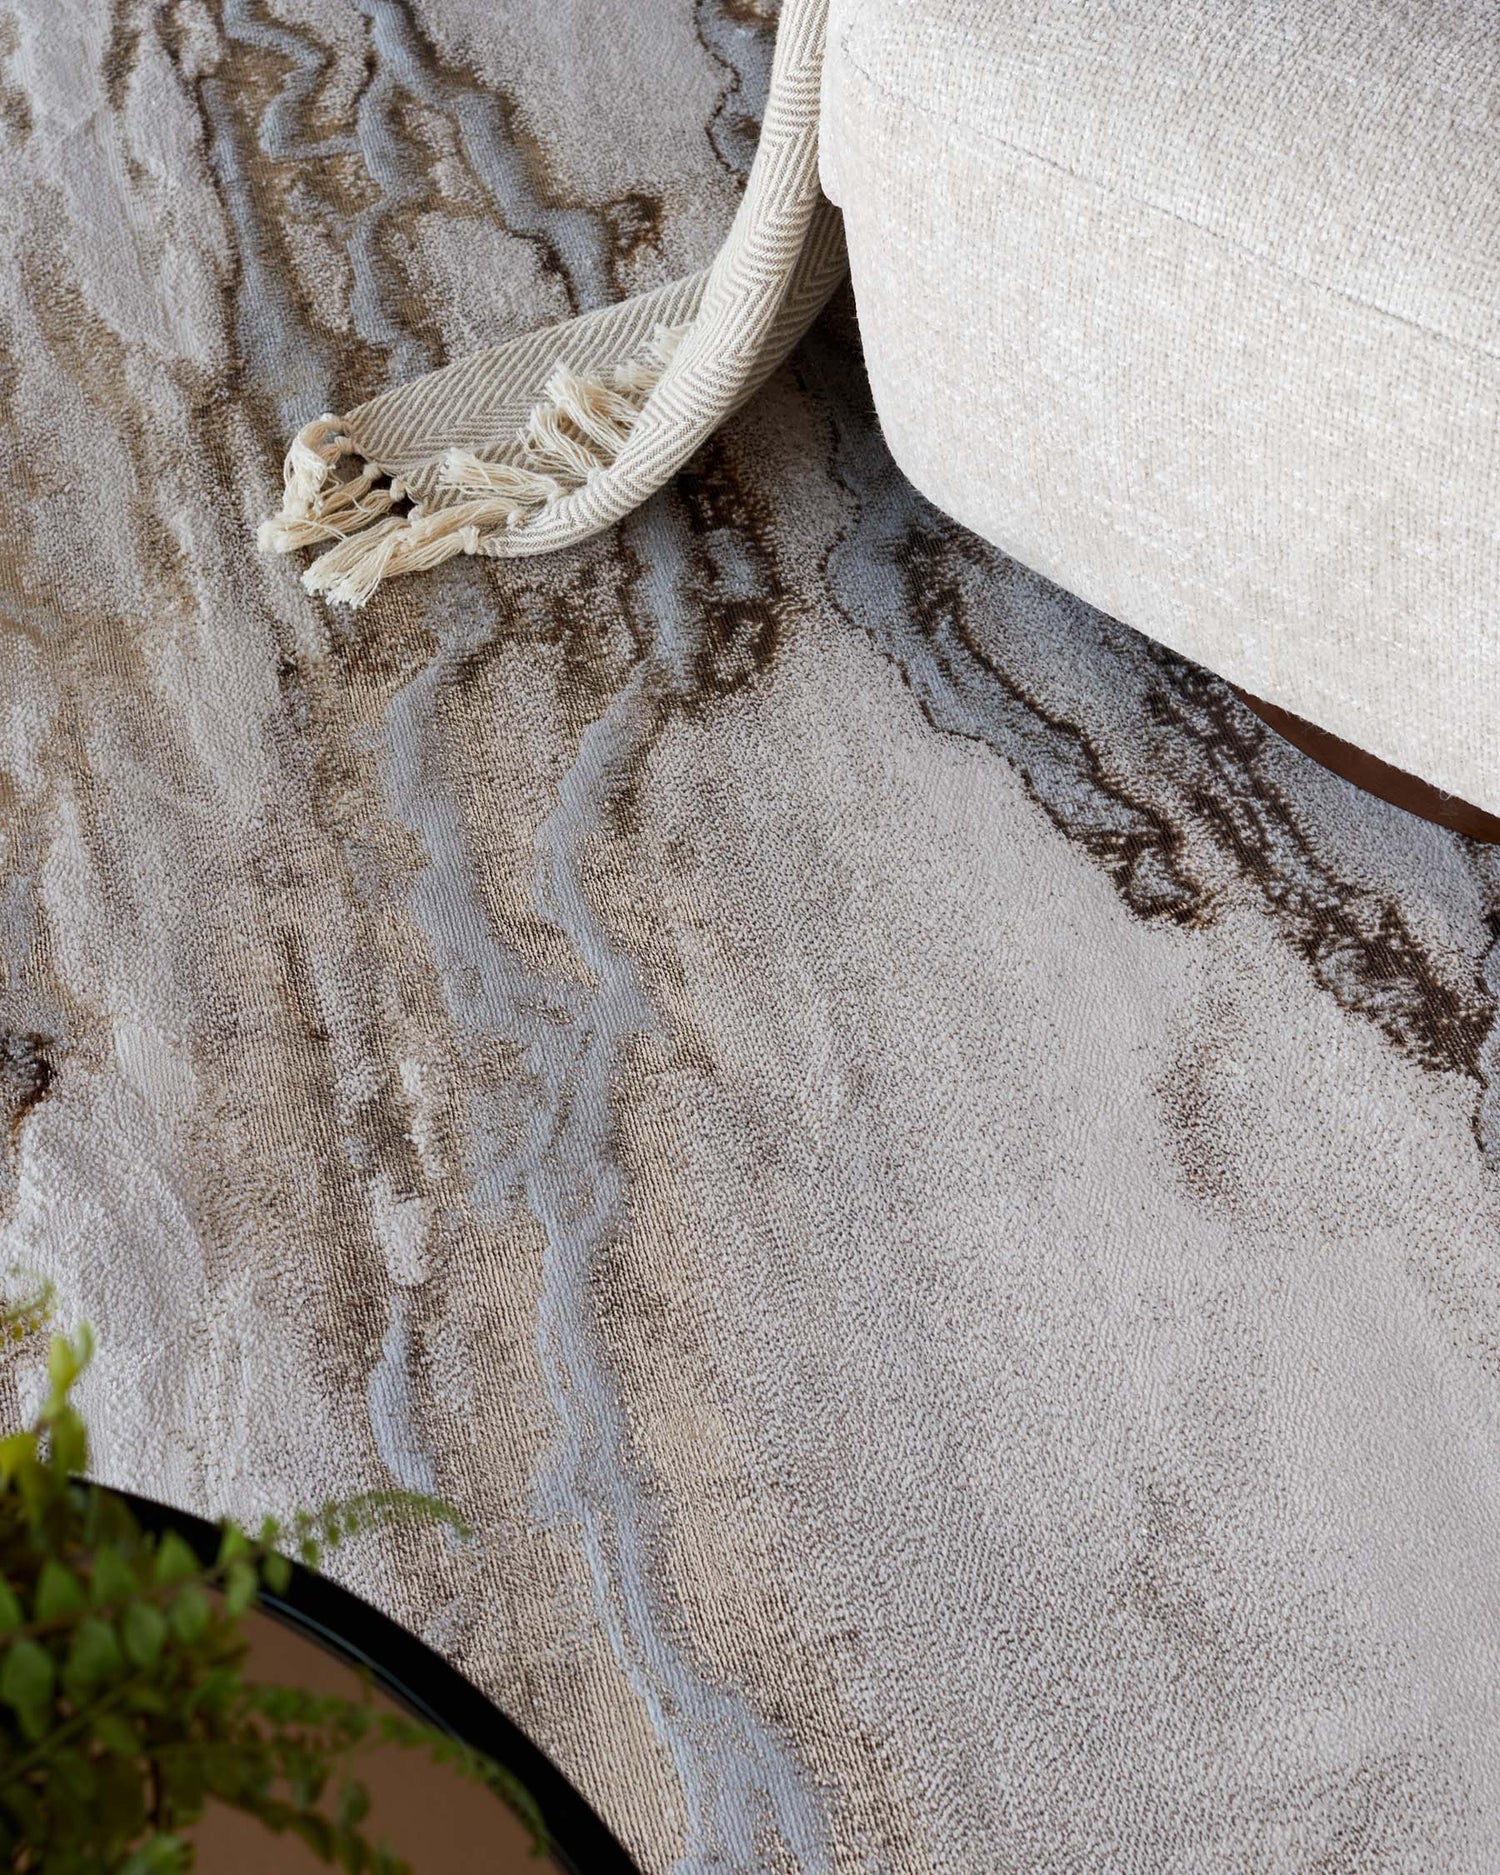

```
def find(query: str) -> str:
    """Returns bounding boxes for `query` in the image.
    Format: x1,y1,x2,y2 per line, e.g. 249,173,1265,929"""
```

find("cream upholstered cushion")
819,0,1500,815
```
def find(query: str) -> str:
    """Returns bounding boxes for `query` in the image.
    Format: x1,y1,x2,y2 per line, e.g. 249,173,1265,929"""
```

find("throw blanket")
259,0,843,605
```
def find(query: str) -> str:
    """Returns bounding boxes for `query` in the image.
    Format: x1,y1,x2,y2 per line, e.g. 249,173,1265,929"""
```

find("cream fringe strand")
257,325,685,609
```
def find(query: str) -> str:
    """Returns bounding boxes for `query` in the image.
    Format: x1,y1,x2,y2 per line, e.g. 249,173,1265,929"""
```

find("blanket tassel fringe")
257,324,685,608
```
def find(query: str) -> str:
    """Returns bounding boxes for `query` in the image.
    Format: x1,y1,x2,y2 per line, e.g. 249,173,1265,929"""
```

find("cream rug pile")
2,2,1499,1871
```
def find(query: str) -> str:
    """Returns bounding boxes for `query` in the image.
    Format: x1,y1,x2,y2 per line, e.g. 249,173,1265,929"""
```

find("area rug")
3,3,1500,1871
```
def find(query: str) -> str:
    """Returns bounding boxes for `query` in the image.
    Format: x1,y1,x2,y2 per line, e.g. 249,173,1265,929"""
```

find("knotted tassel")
280,326,690,608
300,501,509,609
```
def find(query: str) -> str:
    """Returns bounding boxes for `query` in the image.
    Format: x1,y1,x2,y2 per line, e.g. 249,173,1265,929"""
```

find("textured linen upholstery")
820,0,1500,814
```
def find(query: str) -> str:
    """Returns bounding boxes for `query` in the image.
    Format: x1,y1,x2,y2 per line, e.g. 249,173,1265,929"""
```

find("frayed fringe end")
255,417,409,554
259,324,686,607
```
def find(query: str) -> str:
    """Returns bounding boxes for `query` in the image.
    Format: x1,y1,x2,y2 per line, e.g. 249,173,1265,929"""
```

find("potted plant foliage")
0,1284,639,1874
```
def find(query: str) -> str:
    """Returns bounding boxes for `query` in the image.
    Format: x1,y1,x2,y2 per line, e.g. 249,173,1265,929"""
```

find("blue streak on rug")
358,0,614,315
377,537,831,1873
367,1291,441,1496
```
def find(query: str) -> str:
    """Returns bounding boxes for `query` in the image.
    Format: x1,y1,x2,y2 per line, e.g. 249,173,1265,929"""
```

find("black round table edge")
112,1486,642,1875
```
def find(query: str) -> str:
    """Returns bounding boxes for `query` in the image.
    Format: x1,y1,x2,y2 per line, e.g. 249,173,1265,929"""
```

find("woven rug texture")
2,2,1500,1870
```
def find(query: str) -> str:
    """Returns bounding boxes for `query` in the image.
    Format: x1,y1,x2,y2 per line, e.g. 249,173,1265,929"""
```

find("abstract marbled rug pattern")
2,2,1499,1870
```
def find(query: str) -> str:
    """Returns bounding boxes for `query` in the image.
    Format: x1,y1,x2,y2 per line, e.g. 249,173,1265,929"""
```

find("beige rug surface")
2,3,1500,1870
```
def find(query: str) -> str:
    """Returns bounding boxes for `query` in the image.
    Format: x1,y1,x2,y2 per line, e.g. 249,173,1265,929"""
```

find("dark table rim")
110,1485,642,1875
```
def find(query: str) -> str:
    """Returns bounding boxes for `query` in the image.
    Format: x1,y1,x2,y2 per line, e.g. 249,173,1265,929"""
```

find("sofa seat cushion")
820,0,1500,814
